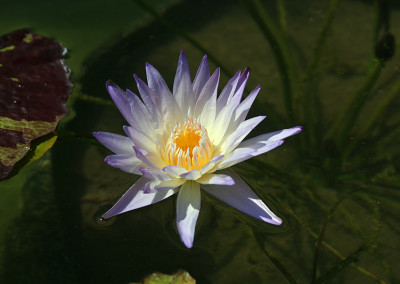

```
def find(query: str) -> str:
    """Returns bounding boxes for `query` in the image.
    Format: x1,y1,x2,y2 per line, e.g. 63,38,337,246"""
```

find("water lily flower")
93,51,302,248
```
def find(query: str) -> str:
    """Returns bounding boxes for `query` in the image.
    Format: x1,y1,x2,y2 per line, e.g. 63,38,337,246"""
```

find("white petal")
242,126,303,144
196,173,235,185
217,140,283,170
106,81,135,126
233,85,260,123
124,126,158,154
143,178,185,193
173,50,195,115
231,68,250,103
139,167,175,181
219,116,266,154
145,62,183,124
163,165,188,177
104,154,143,174
176,181,201,248
200,155,224,174
194,68,220,124
102,177,178,219
192,55,210,99
134,74,163,128
125,89,156,140
217,127,302,169
93,131,134,154
157,79,183,126
209,89,242,146
216,71,241,112
180,169,202,180
133,146,167,169
145,62,169,94
203,169,282,225
199,68,220,129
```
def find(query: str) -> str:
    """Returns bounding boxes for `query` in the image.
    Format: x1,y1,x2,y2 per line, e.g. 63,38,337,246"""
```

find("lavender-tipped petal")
203,169,282,225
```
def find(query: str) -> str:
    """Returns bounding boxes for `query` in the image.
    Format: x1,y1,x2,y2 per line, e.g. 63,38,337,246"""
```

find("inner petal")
165,118,213,171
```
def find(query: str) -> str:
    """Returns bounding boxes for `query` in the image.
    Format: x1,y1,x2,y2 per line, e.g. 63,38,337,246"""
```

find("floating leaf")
141,270,196,284
0,28,72,179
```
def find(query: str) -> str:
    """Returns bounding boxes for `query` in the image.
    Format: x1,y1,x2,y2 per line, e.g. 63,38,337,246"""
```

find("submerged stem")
74,93,115,107
328,59,383,151
356,79,400,141
311,190,356,283
277,0,288,33
298,0,339,152
242,0,297,123
252,229,298,284
315,244,370,284
133,0,233,78
282,200,386,283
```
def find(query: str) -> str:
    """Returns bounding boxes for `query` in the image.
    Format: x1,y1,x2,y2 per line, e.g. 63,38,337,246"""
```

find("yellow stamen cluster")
165,119,213,170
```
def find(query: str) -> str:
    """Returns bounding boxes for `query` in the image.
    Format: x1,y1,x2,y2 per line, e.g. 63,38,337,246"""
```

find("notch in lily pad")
0,28,72,180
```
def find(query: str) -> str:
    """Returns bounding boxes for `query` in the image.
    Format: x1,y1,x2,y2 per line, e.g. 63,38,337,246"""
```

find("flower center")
165,119,213,171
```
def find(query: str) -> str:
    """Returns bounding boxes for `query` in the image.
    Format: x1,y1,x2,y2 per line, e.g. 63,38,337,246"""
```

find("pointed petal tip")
182,238,193,248
294,126,303,134
178,50,187,63
105,79,114,86
102,205,123,220
105,80,119,92
92,131,107,143
101,212,112,220
178,222,195,248
145,62,154,72
122,125,130,133
178,50,188,65
105,80,125,100
104,155,112,165
264,215,282,226
101,205,119,219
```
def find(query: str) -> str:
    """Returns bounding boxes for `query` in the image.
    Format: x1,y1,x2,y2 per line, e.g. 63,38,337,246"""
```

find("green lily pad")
141,270,196,284
0,28,72,180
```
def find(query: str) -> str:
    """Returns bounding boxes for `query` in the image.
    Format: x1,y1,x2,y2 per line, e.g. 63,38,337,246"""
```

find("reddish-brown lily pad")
0,28,72,179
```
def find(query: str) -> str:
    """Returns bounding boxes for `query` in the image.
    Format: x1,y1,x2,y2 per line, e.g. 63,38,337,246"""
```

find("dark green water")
1,0,400,283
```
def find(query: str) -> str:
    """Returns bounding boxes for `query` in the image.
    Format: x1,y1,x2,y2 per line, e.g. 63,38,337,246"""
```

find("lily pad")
142,270,196,284
0,28,72,180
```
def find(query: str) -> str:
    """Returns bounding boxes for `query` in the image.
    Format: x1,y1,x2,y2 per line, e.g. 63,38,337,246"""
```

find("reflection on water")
1,0,400,283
